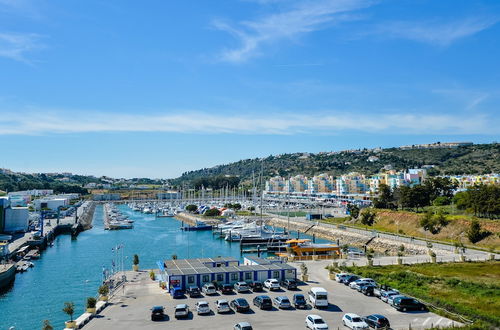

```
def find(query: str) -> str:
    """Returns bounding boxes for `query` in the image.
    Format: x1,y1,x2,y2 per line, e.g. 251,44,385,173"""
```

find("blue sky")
0,0,499,178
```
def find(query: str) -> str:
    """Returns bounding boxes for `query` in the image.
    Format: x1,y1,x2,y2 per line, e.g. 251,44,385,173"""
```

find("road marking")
435,318,443,326
413,318,419,323
422,317,431,326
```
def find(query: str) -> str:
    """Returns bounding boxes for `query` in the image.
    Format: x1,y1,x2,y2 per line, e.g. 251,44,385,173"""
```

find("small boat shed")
157,256,296,291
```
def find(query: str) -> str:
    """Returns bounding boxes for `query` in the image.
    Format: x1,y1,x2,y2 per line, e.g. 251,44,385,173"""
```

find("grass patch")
341,261,500,328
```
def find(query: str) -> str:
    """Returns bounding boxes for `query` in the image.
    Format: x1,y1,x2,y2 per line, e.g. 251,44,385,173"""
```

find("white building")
4,207,29,233
33,198,69,211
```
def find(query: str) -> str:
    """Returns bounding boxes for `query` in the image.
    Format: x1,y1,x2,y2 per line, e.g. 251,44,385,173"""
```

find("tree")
62,302,75,322
204,208,221,217
42,320,53,330
87,297,97,309
373,184,395,209
420,210,449,234
347,203,360,219
133,254,139,266
185,204,197,213
98,285,109,296
467,220,491,244
360,208,376,226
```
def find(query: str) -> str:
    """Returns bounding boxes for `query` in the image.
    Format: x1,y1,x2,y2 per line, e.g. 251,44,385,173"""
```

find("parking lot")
84,263,460,330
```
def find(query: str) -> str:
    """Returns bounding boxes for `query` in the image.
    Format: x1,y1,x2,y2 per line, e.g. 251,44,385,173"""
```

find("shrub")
133,254,139,265
360,208,376,226
185,204,197,213
98,285,109,296
62,302,75,322
467,221,491,244
204,208,221,217
149,269,155,280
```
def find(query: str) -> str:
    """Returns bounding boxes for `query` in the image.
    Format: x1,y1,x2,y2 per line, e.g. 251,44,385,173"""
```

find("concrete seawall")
174,213,221,227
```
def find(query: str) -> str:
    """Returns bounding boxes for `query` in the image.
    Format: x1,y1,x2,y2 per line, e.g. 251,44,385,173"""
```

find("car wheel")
421,306,425,311
403,307,407,312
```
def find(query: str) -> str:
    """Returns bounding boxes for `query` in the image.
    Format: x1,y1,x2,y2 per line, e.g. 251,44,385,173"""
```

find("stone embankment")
267,217,449,255
174,212,222,227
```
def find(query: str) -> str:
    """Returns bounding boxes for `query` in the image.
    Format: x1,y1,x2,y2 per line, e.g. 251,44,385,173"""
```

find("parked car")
359,278,376,286
360,285,376,296
363,314,390,329
187,286,202,298
263,278,280,291
215,299,231,313
335,273,350,283
273,296,292,309
174,304,189,319
230,298,250,312
387,294,404,306
202,283,217,295
151,306,165,321
342,275,360,285
219,283,234,294
195,301,210,315
234,281,251,293
249,281,263,292
234,322,253,330
281,279,298,290
342,313,369,330
170,286,184,299
308,287,329,308
350,280,371,290
293,293,307,309
381,290,400,303
305,314,329,330
392,296,427,312
253,295,273,310
374,285,397,298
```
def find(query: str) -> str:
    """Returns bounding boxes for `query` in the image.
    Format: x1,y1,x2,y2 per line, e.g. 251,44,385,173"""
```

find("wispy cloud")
213,0,373,62
0,32,44,62
0,110,496,136
374,18,498,46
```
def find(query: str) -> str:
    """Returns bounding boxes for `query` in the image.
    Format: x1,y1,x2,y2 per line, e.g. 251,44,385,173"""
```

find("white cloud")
0,110,496,136
213,0,373,62
0,32,44,62
374,18,498,46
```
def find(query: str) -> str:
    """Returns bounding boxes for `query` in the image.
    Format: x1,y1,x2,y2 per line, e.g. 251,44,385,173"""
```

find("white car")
234,322,253,330
342,313,369,330
359,278,376,286
215,299,231,313
263,278,280,291
306,314,329,330
335,273,350,283
174,304,189,319
381,290,400,303
202,283,217,295
195,301,210,315
350,280,371,291
234,281,251,293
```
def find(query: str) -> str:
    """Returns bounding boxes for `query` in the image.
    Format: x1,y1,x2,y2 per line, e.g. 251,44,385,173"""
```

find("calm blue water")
0,205,330,330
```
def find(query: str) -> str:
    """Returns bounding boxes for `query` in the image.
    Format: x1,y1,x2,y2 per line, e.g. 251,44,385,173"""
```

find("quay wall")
267,217,447,255
174,213,222,227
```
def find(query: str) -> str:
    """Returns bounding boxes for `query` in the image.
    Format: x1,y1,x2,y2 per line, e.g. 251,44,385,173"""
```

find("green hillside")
172,143,500,187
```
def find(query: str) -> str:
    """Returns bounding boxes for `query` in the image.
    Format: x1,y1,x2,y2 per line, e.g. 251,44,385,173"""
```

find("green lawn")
340,261,500,328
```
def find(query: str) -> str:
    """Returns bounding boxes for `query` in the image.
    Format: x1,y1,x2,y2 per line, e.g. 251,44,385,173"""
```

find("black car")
342,275,360,285
249,281,263,292
392,296,427,312
281,279,298,290
151,306,165,321
253,295,273,310
293,293,307,309
230,298,250,312
187,286,202,298
360,284,376,296
363,314,390,329
220,283,234,294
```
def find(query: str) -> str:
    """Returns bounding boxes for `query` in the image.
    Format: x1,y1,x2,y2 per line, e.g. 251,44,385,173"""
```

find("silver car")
273,296,291,309
195,301,210,315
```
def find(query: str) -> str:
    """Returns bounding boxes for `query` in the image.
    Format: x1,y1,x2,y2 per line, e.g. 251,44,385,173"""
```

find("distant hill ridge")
172,142,500,185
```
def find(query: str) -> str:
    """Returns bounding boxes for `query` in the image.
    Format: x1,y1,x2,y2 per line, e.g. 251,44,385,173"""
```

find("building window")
202,275,209,283
187,275,195,284
245,272,252,280
216,274,224,282
273,271,280,278
231,273,238,281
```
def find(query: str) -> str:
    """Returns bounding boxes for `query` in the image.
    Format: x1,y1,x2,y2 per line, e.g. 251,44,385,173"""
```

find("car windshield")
295,296,305,302
314,318,325,324
220,302,229,307
401,299,414,304
237,299,248,306
316,294,327,300
242,327,253,330
352,317,362,322
262,298,271,304
281,298,290,303
199,303,208,308
176,307,186,312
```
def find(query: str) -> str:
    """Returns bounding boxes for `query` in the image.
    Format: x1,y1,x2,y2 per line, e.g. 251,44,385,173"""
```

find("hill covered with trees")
171,143,499,188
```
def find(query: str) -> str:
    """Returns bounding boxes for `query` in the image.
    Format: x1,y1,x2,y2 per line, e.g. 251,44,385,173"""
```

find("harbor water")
0,205,331,329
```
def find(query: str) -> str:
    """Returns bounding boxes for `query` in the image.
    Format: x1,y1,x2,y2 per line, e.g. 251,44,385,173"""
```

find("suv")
249,281,263,292
174,304,189,319
342,275,360,285
215,299,231,313
253,295,273,310
392,297,426,312
342,313,369,330
361,285,376,296
187,286,202,298
273,296,291,309
234,281,251,293
195,301,210,315
281,279,298,290
363,314,390,329
293,293,307,309
219,283,234,294
230,298,250,312
202,283,217,295
151,306,165,321
306,314,329,330
263,278,280,291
